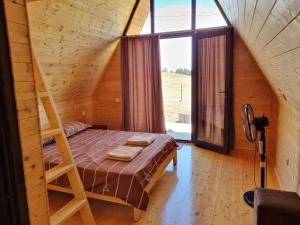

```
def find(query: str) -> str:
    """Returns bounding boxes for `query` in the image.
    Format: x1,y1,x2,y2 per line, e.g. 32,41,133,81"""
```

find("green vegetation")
162,68,191,76
175,68,191,76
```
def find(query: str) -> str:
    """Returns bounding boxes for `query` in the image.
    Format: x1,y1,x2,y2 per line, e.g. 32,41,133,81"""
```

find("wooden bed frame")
48,147,177,221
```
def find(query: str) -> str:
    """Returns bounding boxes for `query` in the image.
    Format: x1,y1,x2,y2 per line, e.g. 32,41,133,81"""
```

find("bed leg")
133,208,142,221
173,153,177,167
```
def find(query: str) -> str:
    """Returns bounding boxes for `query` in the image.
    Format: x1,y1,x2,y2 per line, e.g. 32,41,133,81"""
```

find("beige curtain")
197,35,226,146
121,35,165,133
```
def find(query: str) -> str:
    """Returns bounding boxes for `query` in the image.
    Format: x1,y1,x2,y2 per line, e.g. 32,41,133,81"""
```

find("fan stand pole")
260,127,266,188
243,127,266,207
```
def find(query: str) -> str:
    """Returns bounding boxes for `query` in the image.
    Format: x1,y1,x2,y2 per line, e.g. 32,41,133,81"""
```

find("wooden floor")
49,144,279,225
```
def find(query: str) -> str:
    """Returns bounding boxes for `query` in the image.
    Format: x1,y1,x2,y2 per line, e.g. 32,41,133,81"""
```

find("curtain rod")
121,26,231,39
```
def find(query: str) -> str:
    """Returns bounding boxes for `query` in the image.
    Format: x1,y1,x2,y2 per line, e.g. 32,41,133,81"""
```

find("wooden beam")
122,25,231,40
123,0,141,36
0,1,30,224
215,0,231,26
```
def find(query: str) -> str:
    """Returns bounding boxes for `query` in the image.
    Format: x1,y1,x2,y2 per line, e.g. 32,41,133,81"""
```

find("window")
196,0,227,28
140,0,151,34
155,0,192,33
141,15,151,34
138,0,228,141
139,0,227,35
160,37,192,140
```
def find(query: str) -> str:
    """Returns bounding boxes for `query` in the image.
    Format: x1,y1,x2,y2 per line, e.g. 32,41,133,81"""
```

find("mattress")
43,129,177,210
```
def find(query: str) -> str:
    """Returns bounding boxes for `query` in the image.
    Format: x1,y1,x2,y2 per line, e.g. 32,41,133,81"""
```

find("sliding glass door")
159,27,233,149
133,0,233,151
192,27,233,153
160,37,192,141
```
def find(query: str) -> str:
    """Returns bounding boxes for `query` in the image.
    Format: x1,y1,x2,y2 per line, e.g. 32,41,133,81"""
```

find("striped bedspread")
43,129,177,210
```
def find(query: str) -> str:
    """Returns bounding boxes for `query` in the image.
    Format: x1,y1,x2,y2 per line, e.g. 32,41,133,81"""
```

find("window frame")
148,0,230,35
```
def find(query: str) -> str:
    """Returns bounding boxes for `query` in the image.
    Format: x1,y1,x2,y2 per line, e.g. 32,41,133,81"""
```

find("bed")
43,127,178,220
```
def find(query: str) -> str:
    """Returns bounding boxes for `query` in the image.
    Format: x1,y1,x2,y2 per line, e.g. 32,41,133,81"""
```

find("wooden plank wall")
91,0,149,129
92,43,123,129
218,0,300,193
25,0,137,128
3,0,49,224
233,32,277,151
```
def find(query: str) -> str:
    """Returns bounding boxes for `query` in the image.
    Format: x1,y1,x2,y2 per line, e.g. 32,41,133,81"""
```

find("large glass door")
160,37,192,141
192,27,233,152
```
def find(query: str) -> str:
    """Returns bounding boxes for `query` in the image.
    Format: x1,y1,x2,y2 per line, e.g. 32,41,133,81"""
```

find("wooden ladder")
32,56,96,225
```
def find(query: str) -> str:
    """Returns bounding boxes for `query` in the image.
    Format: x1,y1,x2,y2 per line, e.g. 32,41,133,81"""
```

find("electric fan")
241,104,269,207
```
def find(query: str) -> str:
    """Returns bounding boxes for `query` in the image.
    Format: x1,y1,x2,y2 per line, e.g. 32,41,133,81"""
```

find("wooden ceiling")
26,0,137,125
27,0,137,99
218,0,300,111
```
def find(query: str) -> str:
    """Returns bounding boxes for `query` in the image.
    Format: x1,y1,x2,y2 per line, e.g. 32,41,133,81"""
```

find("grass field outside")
161,72,191,138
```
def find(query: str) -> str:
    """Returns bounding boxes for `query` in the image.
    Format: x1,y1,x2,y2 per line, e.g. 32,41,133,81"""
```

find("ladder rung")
38,91,49,98
34,55,96,225
41,128,62,139
46,164,74,183
50,198,87,225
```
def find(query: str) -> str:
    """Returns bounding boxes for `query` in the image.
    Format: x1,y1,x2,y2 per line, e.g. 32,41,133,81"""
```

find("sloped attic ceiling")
218,0,300,111
26,0,136,100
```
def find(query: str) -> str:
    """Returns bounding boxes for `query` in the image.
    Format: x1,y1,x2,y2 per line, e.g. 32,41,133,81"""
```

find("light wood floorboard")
48,144,279,225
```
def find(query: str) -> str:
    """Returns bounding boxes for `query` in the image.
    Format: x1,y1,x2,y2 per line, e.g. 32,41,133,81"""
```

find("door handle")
219,90,226,94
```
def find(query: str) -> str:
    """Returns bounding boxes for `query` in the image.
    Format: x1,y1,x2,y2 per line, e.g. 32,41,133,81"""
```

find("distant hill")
162,68,191,76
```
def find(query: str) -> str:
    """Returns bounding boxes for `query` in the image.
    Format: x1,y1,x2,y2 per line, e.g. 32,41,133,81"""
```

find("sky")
160,38,192,71
141,0,226,71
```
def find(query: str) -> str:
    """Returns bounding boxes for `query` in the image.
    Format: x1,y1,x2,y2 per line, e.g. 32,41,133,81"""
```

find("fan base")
243,191,254,208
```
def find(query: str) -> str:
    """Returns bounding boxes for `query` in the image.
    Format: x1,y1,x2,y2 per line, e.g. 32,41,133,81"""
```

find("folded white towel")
127,134,156,146
106,146,143,161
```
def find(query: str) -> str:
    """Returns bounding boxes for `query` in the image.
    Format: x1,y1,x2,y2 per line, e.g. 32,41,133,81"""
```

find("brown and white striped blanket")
43,129,177,210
